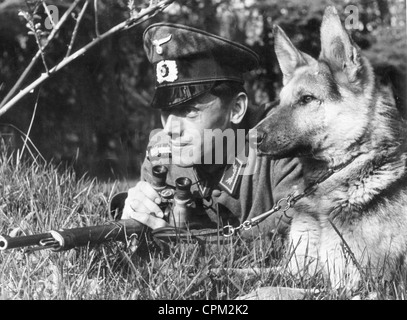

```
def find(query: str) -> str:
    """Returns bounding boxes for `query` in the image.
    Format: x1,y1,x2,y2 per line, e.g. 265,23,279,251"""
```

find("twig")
66,0,89,57
210,267,280,277
19,87,40,163
0,123,46,162
18,135,38,166
0,0,82,110
25,0,49,74
328,219,364,276
0,0,174,118
94,0,100,37
42,0,56,29
328,218,380,292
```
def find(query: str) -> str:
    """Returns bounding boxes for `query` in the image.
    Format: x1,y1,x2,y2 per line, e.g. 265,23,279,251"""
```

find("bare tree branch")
66,0,89,57
0,0,175,118
94,0,100,37
42,0,56,28
24,0,49,73
0,0,82,109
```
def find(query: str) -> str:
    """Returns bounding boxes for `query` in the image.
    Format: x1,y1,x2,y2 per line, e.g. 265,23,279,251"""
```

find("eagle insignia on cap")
152,34,172,55
156,60,178,84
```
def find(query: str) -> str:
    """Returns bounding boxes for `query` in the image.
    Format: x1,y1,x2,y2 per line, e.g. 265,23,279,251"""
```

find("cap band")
153,57,244,87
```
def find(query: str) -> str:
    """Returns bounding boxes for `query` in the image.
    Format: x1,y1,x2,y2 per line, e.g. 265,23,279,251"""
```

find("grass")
0,146,406,300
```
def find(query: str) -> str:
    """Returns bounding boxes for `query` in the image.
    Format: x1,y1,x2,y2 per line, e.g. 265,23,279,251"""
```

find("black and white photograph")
0,0,406,302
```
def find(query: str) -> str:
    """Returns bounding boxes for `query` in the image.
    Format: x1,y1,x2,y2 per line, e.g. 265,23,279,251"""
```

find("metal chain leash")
150,159,354,242
222,161,351,238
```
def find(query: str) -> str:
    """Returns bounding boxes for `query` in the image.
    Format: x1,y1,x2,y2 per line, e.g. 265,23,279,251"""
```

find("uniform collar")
219,154,247,197
193,129,258,198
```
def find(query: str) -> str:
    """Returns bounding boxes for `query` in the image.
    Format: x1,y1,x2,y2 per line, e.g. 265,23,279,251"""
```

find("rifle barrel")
0,232,55,250
0,219,144,252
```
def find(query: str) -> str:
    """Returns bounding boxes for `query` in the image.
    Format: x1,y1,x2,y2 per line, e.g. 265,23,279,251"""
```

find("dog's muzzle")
249,130,266,147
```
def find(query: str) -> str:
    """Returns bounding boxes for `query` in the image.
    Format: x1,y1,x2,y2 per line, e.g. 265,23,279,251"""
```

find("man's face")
161,93,233,167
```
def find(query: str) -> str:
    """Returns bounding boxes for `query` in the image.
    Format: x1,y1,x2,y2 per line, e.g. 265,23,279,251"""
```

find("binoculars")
151,165,195,228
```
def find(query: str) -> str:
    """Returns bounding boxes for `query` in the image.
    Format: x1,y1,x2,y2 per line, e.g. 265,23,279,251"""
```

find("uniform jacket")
141,102,304,239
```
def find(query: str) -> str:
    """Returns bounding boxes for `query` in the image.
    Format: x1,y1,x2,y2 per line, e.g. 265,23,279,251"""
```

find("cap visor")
151,83,215,109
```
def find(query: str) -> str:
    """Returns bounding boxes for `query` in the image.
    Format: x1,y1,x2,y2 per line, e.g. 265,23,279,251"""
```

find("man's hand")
122,181,169,229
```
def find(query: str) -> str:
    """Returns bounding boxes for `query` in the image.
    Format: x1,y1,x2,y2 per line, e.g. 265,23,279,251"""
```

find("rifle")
0,166,203,253
0,219,144,253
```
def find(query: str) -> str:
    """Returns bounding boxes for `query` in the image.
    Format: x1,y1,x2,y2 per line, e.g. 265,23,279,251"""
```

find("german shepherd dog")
255,6,407,289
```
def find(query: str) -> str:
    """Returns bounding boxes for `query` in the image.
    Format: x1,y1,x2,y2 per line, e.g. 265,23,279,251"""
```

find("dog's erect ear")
319,6,362,83
274,25,317,85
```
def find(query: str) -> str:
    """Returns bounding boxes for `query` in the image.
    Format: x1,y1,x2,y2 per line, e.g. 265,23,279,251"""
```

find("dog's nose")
249,130,266,146
257,131,266,146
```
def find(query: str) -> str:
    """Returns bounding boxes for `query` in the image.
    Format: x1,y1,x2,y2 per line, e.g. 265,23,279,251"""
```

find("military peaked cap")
143,23,259,109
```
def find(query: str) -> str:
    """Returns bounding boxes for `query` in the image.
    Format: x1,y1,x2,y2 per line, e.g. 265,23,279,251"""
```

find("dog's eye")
299,95,316,105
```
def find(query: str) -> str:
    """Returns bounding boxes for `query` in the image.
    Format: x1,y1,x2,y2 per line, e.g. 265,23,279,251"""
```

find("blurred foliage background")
0,0,405,181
